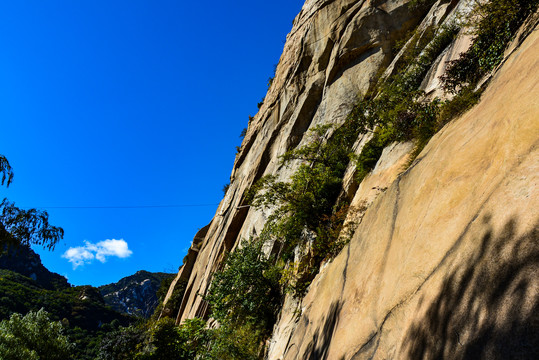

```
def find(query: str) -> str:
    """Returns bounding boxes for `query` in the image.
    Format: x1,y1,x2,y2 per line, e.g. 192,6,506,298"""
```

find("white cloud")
63,239,132,269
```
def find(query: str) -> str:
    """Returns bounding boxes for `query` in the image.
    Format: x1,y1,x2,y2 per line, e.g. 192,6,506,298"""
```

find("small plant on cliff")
442,0,539,92
239,128,247,140
248,121,362,295
97,324,148,360
222,183,230,195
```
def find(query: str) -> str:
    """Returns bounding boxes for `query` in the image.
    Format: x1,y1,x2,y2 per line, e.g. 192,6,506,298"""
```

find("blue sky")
0,1,304,286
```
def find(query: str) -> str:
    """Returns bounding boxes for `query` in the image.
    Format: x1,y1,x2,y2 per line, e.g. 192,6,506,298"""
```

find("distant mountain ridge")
0,245,131,327
99,270,173,318
0,245,135,359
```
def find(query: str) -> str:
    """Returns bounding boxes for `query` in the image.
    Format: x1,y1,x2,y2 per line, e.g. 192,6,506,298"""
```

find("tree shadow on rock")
303,300,342,360
402,216,539,359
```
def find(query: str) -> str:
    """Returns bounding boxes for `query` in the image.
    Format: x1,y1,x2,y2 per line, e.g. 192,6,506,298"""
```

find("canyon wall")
164,0,538,358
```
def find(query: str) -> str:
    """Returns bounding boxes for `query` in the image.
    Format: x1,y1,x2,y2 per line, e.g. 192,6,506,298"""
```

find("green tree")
0,154,63,251
97,325,148,360
175,318,211,360
204,239,281,332
204,322,262,360
141,317,212,360
0,309,72,360
148,317,181,359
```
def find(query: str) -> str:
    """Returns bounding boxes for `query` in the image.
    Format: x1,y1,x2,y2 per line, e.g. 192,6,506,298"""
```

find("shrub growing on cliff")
442,0,539,92
248,122,362,295
348,23,459,172
251,123,359,252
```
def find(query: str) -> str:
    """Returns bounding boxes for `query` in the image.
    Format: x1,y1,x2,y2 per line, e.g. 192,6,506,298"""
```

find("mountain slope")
0,245,68,290
0,246,131,329
99,270,173,318
0,246,134,359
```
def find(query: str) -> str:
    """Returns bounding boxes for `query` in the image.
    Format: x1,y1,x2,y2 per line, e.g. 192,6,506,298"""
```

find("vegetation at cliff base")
0,309,72,360
442,0,539,92
204,240,281,329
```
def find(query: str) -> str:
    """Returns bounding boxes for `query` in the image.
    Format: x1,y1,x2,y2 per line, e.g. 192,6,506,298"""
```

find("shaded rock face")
165,0,539,358
0,245,69,290
99,270,172,318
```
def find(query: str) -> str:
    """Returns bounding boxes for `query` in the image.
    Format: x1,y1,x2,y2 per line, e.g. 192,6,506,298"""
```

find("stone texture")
272,25,539,359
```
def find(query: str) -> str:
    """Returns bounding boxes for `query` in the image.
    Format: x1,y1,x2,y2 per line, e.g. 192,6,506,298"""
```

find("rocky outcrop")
165,0,538,358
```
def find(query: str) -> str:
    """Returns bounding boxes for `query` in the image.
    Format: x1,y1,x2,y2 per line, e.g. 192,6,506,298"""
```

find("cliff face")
165,0,538,358
269,26,539,359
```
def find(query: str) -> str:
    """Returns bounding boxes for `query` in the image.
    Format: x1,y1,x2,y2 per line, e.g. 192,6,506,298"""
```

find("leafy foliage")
205,239,281,332
250,121,359,258
437,86,482,127
442,0,539,92
148,317,183,359
97,317,214,360
0,309,73,360
0,268,133,360
204,322,263,360
353,24,458,148
0,155,14,188
146,317,213,360
0,154,64,251
0,199,64,251
97,324,148,360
